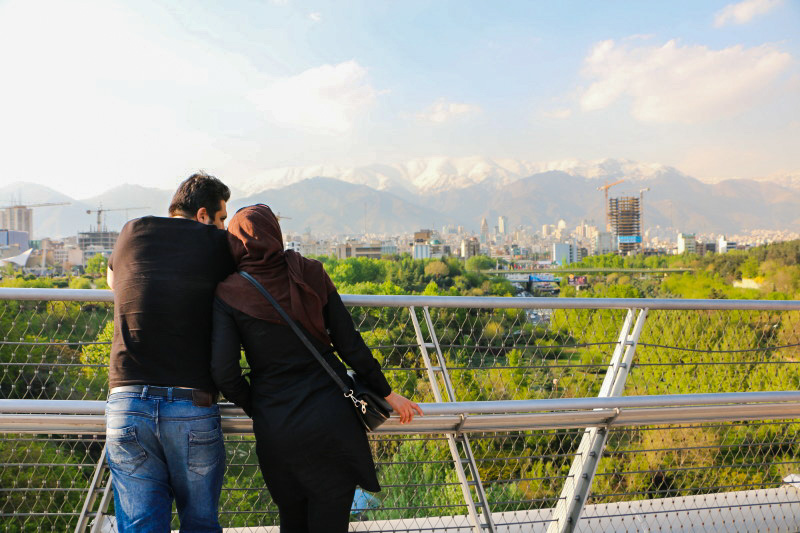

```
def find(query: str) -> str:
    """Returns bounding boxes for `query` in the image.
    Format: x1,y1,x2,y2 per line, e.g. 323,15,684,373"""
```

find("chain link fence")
2,291,800,532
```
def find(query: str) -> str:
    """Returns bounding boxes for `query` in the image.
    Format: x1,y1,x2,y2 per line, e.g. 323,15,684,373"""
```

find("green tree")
424,260,450,278
466,255,494,271
86,254,109,276
68,277,92,289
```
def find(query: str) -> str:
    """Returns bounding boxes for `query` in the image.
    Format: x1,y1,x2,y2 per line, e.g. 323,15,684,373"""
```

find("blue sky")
0,0,797,197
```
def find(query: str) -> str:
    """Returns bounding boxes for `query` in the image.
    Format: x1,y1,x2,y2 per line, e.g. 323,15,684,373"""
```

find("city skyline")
0,0,798,198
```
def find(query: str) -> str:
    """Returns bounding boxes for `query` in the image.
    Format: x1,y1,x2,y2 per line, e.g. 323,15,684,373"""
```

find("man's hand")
384,392,424,424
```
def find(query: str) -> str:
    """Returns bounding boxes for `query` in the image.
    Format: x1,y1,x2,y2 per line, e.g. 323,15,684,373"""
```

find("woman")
210,204,422,533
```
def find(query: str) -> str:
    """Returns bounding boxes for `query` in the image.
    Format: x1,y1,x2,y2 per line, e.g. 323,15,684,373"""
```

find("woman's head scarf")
215,204,335,344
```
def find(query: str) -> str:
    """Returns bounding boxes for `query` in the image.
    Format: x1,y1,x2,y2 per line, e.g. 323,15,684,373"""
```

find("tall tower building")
608,196,641,254
480,217,489,243
498,216,507,235
0,207,33,238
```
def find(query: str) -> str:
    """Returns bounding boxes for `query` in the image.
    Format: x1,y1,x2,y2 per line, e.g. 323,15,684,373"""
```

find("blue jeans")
105,389,225,533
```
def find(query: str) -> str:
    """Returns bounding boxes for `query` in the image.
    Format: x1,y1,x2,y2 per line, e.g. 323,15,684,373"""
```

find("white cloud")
416,99,481,123
579,39,792,123
542,108,572,119
251,61,377,134
714,0,783,27
0,0,259,197
308,11,322,22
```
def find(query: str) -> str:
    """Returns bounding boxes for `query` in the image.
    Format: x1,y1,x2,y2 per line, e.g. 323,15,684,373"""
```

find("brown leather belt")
109,385,217,407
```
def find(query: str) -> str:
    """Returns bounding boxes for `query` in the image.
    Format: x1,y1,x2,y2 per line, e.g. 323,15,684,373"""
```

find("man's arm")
106,266,114,290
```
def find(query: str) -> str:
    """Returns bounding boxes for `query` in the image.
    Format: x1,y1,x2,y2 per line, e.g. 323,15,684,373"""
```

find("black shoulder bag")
239,271,392,431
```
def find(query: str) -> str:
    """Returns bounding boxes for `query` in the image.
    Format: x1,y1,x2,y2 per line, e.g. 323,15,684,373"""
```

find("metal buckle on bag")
344,390,368,414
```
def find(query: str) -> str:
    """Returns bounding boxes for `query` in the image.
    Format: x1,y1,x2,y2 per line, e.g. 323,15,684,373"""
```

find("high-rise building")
553,242,578,265
592,231,616,255
677,232,697,254
460,237,480,259
609,196,641,254
0,207,33,240
498,216,507,235
78,230,119,263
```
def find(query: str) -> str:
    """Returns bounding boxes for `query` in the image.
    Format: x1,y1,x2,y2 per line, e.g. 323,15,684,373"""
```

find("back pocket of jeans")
106,425,147,475
188,426,223,476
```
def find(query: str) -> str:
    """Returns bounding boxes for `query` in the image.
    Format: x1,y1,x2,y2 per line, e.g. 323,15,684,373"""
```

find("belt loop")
167,387,173,402
141,385,149,399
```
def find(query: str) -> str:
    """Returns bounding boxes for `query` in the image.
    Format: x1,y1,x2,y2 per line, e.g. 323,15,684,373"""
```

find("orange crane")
86,206,149,231
597,179,625,231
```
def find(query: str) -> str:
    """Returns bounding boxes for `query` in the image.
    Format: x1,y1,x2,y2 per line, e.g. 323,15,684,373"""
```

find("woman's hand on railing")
385,392,424,424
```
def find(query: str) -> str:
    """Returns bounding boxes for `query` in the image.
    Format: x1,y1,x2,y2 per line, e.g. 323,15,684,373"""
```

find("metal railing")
2,288,800,532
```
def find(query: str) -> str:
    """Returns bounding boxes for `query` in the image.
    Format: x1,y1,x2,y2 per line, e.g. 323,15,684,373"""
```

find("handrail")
3,392,800,435
4,391,800,416
1,287,799,310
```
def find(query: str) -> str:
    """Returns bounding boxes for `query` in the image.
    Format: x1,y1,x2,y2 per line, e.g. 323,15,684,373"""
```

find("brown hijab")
215,204,335,345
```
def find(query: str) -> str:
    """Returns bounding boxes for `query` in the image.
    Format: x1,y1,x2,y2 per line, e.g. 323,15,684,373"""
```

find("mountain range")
1,157,799,239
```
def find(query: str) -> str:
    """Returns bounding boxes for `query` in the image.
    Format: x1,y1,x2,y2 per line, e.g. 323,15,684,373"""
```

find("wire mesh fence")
2,292,800,532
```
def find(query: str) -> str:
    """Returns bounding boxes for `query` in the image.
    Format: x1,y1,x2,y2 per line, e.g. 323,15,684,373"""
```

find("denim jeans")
105,389,225,533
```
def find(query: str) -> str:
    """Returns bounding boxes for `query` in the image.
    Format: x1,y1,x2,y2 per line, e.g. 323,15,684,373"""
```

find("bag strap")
238,271,366,411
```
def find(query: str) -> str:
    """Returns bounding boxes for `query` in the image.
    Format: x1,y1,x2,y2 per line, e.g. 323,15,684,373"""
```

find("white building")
413,243,431,260
553,243,578,265
498,216,508,235
593,232,616,255
718,236,736,254
677,233,697,255
285,241,303,254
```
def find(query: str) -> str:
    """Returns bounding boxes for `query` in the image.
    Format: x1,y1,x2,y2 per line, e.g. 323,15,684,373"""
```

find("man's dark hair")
169,172,231,218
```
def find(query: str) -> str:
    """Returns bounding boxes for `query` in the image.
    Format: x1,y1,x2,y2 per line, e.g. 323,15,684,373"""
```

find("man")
105,172,234,532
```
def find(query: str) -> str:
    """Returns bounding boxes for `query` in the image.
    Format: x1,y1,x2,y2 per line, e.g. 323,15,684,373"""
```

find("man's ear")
195,207,210,224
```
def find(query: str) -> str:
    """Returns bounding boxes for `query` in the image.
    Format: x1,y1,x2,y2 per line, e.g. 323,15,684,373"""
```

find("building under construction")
608,196,641,254
0,207,33,237
77,230,119,260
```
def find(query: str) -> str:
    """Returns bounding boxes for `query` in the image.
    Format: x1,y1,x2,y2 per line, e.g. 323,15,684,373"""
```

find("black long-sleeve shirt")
210,291,391,416
211,289,390,493
109,217,234,390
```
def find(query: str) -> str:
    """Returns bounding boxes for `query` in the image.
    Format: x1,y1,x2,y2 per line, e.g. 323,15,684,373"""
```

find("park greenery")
1,240,799,528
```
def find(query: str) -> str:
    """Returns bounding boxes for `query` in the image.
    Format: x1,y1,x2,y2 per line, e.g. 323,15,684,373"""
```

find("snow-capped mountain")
752,171,800,190
237,157,685,196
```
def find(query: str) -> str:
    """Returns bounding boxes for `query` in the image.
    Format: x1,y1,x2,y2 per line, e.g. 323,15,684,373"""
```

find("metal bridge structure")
2,288,800,532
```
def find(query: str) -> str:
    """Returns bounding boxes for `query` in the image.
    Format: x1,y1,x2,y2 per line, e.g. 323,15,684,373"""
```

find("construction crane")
0,201,71,241
597,179,625,231
639,187,650,249
0,201,70,209
86,206,149,232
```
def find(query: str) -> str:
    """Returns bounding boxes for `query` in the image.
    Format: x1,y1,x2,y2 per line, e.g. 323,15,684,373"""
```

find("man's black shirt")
108,216,235,391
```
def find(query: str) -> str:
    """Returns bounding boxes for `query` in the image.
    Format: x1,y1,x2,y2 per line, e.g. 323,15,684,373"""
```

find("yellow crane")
86,206,149,231
597,179,625,231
